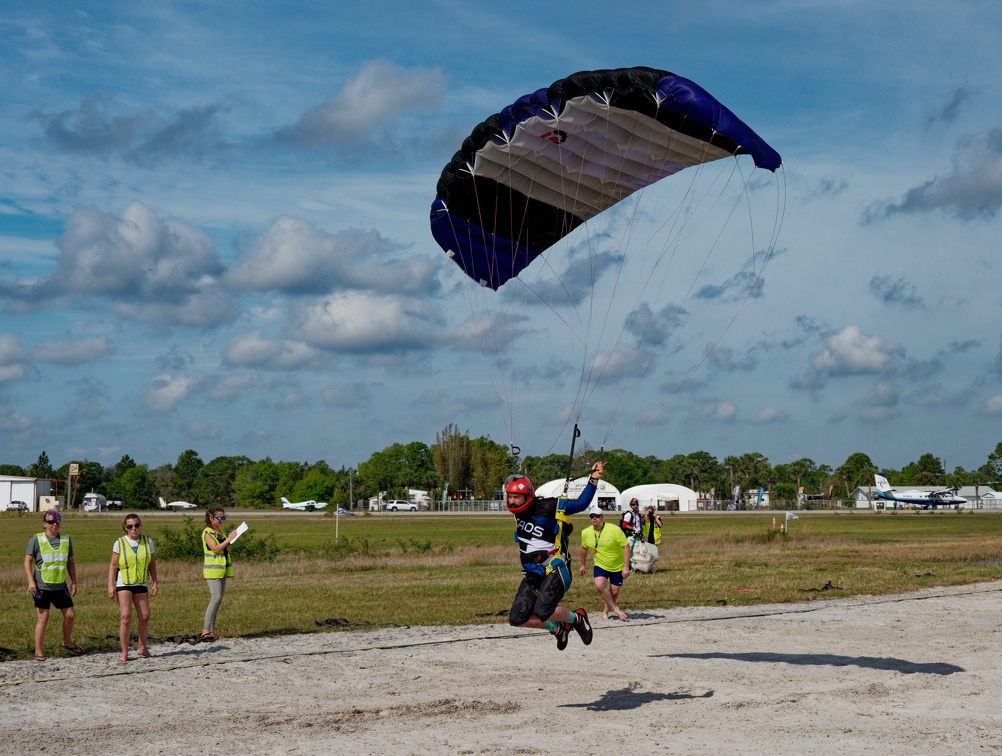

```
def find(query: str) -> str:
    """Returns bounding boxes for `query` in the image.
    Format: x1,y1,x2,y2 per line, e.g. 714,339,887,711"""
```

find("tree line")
3,432,1002,511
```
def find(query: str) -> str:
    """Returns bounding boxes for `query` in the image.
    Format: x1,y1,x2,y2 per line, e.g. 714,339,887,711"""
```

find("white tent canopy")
535,476,621,510
620,483,700,512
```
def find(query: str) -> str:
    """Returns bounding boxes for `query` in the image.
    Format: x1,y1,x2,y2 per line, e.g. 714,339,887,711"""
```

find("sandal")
34,654,46,662
200,632,217,643
61,643,84,655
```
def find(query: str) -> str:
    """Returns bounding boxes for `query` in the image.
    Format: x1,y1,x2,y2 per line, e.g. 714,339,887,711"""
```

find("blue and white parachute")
431,67,781,290
430,67,783,458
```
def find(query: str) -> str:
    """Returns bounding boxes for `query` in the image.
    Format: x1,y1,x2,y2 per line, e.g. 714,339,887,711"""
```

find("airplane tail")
281,497,291,506
159,497,167,509
874,474,891,492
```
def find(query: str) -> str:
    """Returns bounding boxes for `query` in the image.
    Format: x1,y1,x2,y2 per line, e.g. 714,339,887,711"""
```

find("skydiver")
505,460,605,650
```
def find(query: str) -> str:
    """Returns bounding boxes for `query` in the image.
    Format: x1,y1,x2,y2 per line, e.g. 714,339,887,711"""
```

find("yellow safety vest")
202,527,233,579
117,536,152,585
37,533,70,586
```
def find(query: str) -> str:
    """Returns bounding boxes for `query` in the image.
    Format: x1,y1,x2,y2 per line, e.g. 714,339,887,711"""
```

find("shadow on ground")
659,651,963,675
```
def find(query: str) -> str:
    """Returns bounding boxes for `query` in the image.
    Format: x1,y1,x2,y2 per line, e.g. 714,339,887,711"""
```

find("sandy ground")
2,581,1001,754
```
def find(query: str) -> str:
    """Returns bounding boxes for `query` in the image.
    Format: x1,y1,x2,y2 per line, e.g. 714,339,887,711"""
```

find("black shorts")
116,585,149,594
33,589,73,610
509,570,566,626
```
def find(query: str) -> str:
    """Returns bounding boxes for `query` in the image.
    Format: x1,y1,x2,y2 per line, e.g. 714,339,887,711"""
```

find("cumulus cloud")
224,332,322,370
863,380,900,409
203,373,255,401
275,60,445,154
290,291,439,353
29,93,227,163
4,202,233,328
0,333,29,366
143,373,196,411
709,346,758,372
695,269,764,302
792,326,903,391
755,407,788,423
623,301,688,349
868,274,924,309
866,128,1002,221
527,249,626,308
699,400,736,421
805,176,849,200
812,327,902,374
226,216,438,296
987,395,1002,415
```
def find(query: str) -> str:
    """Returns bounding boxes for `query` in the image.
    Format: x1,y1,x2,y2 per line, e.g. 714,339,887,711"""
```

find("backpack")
630,537,659,573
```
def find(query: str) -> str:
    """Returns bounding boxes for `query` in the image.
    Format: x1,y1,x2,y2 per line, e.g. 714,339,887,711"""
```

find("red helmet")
505,476,535,514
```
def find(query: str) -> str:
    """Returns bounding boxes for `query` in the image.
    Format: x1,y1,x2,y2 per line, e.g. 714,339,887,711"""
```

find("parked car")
383,500,417,512
7,500,28,511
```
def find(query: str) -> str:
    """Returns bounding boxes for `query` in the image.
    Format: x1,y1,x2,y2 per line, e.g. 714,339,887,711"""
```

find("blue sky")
1,1,1000,474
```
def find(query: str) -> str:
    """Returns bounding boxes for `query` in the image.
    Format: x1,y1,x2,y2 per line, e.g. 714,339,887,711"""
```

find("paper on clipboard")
229,522,249,543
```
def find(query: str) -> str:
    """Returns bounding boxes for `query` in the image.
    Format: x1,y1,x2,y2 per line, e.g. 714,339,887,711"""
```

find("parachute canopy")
431,67,781,290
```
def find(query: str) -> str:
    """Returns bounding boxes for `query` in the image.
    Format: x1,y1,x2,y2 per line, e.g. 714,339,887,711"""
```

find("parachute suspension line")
584,135,743,446
451,165,521,454
595,156,746,433
605,162,786,451
580,111,703,444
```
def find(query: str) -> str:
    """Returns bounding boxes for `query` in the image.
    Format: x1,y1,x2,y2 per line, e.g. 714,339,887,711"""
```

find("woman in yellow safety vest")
107,513,158,663
24,510,82,661
201,506,234,642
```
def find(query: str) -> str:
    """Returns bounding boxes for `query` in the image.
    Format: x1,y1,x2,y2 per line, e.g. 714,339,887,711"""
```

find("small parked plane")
873,474,966,509
280,496,328,511
159,496,197,511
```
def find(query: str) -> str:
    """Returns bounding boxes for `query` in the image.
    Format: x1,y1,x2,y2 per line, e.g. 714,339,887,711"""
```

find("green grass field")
2,509,1000,660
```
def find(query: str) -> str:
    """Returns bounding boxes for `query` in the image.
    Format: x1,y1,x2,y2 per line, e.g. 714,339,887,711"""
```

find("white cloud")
7,202,233,328
143,373,195,411
699,401,736,422
812,327,900,375
226,216,438,296
224,331,321,370
987,396,1002,415
755,407,788,423
291,291,438,353
278,59,445,152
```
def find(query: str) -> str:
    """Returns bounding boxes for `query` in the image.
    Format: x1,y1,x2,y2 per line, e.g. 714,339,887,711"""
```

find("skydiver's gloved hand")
590,461,605,480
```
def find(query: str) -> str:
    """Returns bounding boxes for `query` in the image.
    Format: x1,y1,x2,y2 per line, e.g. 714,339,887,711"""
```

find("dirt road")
2,581,1000,754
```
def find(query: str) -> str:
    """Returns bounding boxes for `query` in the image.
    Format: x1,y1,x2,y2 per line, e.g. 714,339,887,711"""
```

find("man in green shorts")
578,504,631,620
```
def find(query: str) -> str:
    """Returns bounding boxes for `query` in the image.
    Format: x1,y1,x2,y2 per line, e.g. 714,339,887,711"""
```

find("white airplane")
159,496,198,511
281,496,328,511
873,474,966,509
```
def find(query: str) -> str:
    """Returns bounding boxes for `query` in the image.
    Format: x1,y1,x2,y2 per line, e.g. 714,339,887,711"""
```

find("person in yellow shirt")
578,504,631,620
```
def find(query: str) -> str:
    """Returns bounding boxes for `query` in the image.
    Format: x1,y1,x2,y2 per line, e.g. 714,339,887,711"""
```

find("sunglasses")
589,514,603,519
44,520,58,525
215,515,227,522
126,523,141,529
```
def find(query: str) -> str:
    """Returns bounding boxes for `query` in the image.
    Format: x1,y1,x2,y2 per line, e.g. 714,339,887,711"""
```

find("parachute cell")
430,67,782,290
